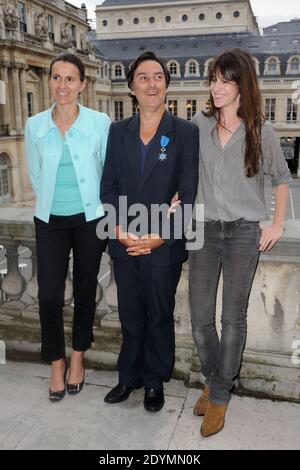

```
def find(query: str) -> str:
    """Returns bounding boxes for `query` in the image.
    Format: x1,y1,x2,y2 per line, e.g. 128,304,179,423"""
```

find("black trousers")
114,256,182,389
34,213,107,362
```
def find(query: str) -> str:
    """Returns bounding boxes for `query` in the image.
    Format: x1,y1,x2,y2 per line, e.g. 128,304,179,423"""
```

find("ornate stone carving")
80,32,93,54
0,3,5,31
60,22,72,48
34,11,48,39
3,1,18,29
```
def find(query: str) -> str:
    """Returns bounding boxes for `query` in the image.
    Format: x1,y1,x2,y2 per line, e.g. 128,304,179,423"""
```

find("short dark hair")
49,53,85,82
127,51,170,104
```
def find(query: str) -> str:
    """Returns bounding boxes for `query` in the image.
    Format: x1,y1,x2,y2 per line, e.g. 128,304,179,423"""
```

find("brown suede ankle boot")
193,387,209,416
200,400,228,437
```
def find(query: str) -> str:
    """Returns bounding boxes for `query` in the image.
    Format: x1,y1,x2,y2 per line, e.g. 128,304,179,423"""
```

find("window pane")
168,100,177,116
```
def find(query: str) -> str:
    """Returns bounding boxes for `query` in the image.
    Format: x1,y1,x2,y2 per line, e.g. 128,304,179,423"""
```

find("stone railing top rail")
0,207,300,257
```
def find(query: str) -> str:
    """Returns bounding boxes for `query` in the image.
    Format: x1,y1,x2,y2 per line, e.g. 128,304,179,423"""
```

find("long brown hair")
206,48,265,177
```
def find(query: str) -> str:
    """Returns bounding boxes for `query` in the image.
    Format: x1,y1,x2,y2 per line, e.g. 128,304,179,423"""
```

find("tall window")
48,15,54,41
169,62,178,76
104,64,109,78
268,58,277,73
0,153,10,204
115,65,122,78
186,100,197,121
17,2,27,33
27,92,33,117
98,100,103,112
189,62,197,75
265,98,276,122
71,25,77,48
132,101,137,116
168,100,177,116
291,58,299,72
286,98,297,123
114,101,123,121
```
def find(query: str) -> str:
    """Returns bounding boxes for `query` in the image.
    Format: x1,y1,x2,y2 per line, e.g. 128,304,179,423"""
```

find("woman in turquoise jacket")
25,53,110,402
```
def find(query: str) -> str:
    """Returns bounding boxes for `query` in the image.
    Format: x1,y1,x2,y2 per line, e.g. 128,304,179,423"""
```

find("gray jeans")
189,219,261,404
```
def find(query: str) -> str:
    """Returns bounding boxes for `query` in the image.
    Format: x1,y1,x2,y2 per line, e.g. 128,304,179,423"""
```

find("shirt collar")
36,103,92,138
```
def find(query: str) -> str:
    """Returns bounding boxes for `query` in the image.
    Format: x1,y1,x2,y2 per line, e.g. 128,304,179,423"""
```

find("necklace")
218,117,241,134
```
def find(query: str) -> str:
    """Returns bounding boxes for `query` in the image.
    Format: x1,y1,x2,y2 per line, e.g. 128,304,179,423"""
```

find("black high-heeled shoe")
67,362,85,395
49,362,68,402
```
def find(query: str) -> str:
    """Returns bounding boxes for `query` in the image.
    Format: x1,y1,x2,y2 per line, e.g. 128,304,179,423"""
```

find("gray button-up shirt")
192,112,292,222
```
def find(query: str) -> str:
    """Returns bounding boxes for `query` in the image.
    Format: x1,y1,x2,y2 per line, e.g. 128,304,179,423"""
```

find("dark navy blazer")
100,111,199,266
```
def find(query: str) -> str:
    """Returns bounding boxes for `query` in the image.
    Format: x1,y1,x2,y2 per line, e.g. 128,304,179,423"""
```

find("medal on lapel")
158,135,170,161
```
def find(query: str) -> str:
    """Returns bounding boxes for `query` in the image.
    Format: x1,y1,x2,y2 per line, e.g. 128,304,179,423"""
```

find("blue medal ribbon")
160,135,170,148
159,135,170,161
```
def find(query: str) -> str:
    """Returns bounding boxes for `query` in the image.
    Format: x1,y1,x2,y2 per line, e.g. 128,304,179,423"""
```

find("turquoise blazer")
25,103,111,222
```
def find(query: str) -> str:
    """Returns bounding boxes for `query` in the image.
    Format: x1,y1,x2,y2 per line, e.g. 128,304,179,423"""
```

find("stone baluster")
1,241,26,309
63,267,74,317
23,241,38,305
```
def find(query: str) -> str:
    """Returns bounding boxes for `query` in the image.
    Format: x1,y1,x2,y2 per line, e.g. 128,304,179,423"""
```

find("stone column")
11,63,23,132
0,63,12,130
81,87,88,107
41,67,50,110
92,79,97,110
20,65,28,128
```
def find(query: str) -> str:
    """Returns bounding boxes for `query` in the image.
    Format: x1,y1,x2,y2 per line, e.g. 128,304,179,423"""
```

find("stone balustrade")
0,213,299,402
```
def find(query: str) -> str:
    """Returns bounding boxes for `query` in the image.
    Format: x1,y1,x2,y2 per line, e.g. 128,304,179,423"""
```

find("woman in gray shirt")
189,48,291,437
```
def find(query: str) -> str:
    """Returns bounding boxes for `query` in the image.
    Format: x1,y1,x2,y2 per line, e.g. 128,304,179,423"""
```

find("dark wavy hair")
127,51,170,105
49,53,85,82
206,48,265,177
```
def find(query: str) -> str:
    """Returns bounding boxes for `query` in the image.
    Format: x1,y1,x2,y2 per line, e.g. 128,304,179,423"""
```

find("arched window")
0,153,11,205
204,59,214,77
291,58,299,71
264,56,280,76
268,58,277,73
189,61,197,75
169,62,177,76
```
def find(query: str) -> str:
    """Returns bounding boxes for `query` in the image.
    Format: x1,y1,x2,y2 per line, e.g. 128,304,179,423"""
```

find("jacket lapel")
138,111,173,193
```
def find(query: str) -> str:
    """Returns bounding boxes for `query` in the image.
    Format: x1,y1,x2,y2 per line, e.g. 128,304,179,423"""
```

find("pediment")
26,70,40,82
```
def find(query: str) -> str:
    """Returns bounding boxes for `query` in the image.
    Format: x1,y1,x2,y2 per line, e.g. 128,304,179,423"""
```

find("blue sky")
72,0,300,29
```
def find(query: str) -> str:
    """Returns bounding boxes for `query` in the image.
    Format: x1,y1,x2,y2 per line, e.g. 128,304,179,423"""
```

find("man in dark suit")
100,51,199,412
